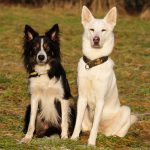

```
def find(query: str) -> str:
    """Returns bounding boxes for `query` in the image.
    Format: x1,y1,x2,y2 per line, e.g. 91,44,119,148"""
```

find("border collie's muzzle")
37,51,47,64
36,38,48,64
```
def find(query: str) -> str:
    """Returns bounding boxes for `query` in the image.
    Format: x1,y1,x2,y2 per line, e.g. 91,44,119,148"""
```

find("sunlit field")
0,5,149,149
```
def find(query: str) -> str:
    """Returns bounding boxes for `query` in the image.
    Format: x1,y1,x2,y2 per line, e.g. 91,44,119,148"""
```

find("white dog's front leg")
61,99,69,139
71,96,87,140
88,100,104,146
21,95,38,143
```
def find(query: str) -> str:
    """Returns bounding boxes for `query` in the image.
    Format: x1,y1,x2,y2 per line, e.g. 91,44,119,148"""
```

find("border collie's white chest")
29,75,64,98
29,64,64,98
28,65,64,124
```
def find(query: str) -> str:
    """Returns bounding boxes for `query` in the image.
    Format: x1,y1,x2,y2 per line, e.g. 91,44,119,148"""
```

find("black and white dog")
21,24,75,143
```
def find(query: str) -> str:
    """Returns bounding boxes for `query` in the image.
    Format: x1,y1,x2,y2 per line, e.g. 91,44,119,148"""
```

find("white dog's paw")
20,137,32,144
70,135,79,141
88,139,96,146
88,142,96,146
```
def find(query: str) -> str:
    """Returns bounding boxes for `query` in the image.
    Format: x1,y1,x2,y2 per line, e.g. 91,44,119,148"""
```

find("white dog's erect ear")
82,6,94,25
104,7,117,27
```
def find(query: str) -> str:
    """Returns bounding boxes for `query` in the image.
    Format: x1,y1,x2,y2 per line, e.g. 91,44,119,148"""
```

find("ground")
0,5,149,150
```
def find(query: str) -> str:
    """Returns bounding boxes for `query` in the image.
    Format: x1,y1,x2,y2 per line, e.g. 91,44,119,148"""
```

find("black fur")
22,24,75,138
23,24,71,99
47,59,71,99
23,102,76,138
23,24,60,73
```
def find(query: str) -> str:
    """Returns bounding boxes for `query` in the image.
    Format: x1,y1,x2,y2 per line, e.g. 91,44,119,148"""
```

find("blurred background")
0,0,150,19
0,0,149,149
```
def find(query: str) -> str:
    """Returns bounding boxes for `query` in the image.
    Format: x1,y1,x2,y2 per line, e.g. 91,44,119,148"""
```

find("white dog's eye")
102,29,106,32
90,28,94,32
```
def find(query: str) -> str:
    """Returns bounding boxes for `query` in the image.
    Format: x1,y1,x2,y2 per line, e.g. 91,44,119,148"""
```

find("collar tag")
29,71,48,78
85,64,90,69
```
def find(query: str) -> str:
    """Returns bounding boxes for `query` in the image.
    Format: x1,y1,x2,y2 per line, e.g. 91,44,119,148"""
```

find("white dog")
71,6,137,146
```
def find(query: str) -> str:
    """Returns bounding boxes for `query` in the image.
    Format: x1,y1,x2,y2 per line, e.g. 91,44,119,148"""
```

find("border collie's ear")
24,25,39,41
82,6,94,25
45,24,59,41
104,7,117,27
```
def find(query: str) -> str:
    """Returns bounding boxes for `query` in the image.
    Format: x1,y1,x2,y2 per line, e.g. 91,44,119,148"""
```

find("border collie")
71,6,137,146
21,24,75,143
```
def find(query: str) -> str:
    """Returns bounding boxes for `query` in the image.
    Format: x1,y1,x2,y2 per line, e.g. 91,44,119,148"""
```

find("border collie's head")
23,24,60,73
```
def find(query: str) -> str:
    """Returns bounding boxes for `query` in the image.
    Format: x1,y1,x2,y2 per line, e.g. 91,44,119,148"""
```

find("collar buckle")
29,71,48,78
85,64,90,69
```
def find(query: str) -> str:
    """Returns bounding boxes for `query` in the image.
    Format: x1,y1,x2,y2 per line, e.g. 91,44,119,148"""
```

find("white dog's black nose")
38,55,45,61
93,36,100,43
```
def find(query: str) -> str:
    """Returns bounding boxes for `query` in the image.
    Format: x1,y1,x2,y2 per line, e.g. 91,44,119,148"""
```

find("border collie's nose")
38,55,45,61
93,36,100,43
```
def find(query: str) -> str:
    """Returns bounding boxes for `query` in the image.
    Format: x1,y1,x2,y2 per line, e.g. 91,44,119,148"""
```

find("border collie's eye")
33,43,40,51
90,29,94,32
102,29,106,32
33,46,37,50
44,44,50,51
46,46,50,51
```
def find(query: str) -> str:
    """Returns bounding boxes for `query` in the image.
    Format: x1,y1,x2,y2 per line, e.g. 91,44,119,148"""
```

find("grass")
0,5,150,149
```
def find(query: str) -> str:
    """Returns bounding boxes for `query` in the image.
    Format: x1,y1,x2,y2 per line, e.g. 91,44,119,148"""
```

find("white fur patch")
71,6,136,146
36,38,47,63
29,64,64,126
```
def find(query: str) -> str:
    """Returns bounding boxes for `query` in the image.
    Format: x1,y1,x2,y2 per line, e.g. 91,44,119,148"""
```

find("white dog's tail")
131,113,150,124
131,115,138,125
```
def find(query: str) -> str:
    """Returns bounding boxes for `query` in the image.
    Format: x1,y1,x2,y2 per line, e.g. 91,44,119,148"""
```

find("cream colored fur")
71,6,137,146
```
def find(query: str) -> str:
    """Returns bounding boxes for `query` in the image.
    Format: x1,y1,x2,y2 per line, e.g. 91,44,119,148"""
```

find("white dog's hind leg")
104,106,131,137
113,106,131,137
116,114,137,137
71,96,87,140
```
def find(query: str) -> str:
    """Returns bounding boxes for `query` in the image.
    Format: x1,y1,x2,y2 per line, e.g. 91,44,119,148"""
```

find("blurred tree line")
0,0,149,18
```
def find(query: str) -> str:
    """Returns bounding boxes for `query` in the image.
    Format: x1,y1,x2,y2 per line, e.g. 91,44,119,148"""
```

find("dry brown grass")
0,5,149,149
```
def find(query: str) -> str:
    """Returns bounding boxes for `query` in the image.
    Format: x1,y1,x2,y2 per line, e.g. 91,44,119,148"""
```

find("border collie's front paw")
61,132,68,139
20,137,32,144
61,135,68,139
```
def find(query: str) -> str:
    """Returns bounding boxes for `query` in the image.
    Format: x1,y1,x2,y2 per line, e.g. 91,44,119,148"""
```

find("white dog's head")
82,6,117,59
